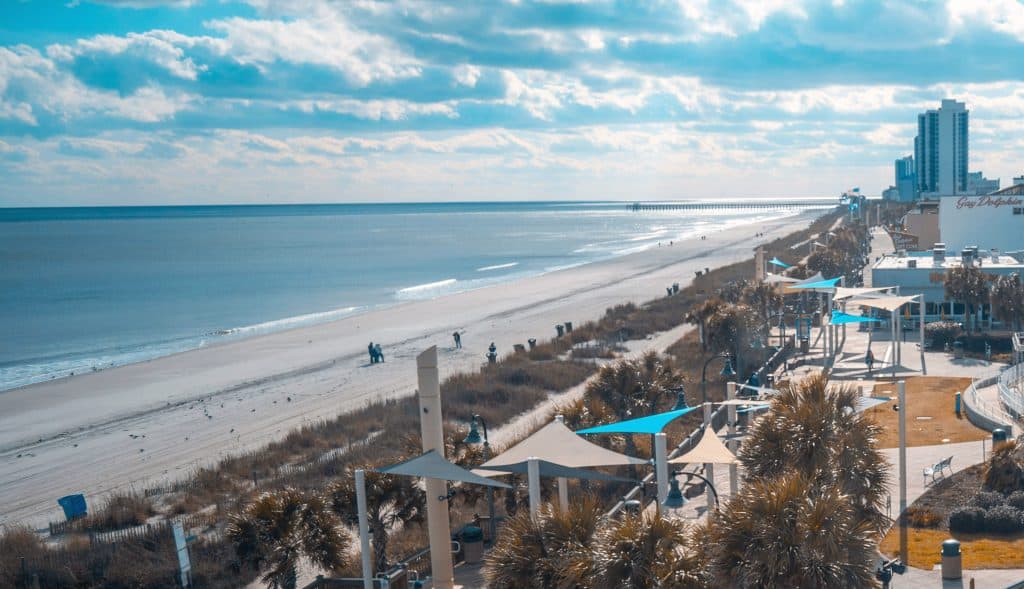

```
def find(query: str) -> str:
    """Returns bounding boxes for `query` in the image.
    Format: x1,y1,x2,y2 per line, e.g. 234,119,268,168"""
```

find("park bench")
922,455,953,486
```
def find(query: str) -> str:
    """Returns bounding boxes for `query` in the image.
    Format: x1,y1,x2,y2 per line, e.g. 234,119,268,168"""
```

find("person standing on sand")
453,331,462,349
375,343,384,362
368,342,377,364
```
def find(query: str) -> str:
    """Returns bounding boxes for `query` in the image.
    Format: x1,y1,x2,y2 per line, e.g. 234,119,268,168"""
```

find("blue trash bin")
57,494,87,520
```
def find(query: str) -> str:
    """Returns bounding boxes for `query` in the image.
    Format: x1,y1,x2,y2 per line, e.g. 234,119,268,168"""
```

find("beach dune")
0,212,817,527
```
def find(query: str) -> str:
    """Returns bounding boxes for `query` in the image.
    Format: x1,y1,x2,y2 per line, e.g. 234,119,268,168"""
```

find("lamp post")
662,470,720,511
463,415,497,544
701,353,735,405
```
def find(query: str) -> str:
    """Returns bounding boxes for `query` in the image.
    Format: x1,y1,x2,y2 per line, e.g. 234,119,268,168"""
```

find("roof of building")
873,253,1024,271
990,183,1024,196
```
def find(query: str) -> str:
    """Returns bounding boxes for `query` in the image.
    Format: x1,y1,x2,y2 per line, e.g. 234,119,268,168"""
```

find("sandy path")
0,211,820,528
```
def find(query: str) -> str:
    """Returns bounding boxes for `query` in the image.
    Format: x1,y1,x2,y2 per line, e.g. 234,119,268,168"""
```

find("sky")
2,0,1024,206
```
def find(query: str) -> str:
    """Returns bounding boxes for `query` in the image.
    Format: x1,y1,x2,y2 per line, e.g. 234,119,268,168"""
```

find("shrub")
973,490,1007,510
983,505,1024,534
924,321,962,348
903,506,941,528
949,506,986,534
1008,491,1024,511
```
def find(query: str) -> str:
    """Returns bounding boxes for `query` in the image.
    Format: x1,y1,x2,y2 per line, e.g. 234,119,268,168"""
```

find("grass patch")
880,526,1024,569
866,376,989,448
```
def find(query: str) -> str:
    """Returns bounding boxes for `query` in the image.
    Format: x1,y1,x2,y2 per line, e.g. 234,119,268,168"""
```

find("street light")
662,470,720,511
463,415,497,544
701,353,734,405
670,385,688,411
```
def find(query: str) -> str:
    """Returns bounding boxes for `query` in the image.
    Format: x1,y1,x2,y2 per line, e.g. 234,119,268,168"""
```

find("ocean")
0,201,828,391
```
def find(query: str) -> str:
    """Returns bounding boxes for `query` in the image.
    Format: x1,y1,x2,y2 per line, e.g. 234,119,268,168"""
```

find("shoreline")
0,210,822,527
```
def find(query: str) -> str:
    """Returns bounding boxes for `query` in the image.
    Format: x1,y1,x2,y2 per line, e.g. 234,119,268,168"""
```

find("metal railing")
998,362,1024,418
964,374,1016,429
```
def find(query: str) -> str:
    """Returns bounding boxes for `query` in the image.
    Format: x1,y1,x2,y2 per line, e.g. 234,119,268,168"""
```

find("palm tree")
483,499,602,589
705,471,879,588
944,265,991,332
590,513,705,589
328,467,425,573
227,488,348,589
738,373,890,532
686,298,724,352
705,303,763,380
740,283,781,326
991,273,1024,331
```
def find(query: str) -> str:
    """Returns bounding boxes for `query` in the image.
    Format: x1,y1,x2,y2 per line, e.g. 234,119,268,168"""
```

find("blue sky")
2,0,1024,205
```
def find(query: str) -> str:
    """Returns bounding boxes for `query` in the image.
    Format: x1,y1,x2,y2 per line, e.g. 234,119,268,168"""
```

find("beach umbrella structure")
476,419,647,519
352,452,512,589
663,426,739,511
576,406,700,509
845,294,922,379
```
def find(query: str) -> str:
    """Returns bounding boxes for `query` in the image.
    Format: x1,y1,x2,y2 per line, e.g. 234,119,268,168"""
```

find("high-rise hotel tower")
914,99,968,196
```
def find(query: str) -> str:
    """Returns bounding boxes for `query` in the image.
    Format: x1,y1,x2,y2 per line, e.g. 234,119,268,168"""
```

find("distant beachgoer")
375,343,384,362
453,331,462,349
488,342,497,355
368,342,376,364
865,349,875,374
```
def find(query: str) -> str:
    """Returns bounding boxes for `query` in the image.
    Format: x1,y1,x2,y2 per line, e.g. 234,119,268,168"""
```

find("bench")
923,456,953,485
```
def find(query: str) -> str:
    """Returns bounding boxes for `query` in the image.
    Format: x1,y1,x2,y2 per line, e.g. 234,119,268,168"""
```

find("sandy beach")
0,210,820,528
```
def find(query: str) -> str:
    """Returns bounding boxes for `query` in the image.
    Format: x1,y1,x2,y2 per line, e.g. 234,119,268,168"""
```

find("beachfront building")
870,245,1024,328
915,99,969,197
895,155,917,202
939,183,1024,254
882,186,900,201
900,200,940,251
967,171,1000,195
1014,175,1024,187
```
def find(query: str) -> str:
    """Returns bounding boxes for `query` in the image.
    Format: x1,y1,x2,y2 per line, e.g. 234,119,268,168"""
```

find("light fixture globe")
720,357,735,378
462,417,482,445
671,386,688,411
663,476,687,509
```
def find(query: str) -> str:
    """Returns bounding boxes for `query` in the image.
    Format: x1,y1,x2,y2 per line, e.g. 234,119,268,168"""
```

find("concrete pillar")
554,416,569,511
355,469,373,589
416,347,454,589
920,296,927,375
726,382,738,497
654,432,669,513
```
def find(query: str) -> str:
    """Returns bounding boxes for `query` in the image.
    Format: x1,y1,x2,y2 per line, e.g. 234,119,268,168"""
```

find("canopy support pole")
355,469,372,589
920,296,927,375
554,415,569,512
654,432,668,515
702,402,714,513
528,457,541,521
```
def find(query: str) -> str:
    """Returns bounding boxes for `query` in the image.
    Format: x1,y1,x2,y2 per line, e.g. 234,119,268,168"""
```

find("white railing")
998,362,1024,418
964,374,1016,429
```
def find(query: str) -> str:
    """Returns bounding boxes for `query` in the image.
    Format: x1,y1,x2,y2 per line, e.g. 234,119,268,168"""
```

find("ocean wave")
395,278,458,300
476,262,519,272
216,306,361,336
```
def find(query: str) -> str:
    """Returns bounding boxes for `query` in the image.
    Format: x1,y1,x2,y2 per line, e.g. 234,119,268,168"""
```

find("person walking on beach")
368,342,378,364
865,348,875,374
453,331,462,349
375,343,384,363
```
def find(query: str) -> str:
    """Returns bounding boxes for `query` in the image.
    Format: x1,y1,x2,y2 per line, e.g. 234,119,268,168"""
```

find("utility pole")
898,380,908,565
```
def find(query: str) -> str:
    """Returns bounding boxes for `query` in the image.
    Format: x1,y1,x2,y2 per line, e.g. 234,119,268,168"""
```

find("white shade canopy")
763,273,799,285
668,428,738,465
716,398,771,406
377,450,512,488
477,420,648,475
833,286,893,301
847,294,920,312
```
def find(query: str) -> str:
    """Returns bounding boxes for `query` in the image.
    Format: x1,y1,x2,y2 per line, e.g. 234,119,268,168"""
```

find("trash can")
564,322,572,333
800,338,810,354
993,428,1009,445
941,539,962,579
556,324,565,337
461,525,484,564
955,391,961,416
57,494,87,521
953,340,964,359
527,338,537,350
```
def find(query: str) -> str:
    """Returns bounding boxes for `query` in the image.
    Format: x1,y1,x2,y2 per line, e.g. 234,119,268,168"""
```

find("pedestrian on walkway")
865,348,875,374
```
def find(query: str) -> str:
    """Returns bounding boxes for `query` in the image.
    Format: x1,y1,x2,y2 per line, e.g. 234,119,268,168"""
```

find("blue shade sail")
830,310,883,325
376,450,511,488
576,406,699,435
789,277,841,290
768,257,791,268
